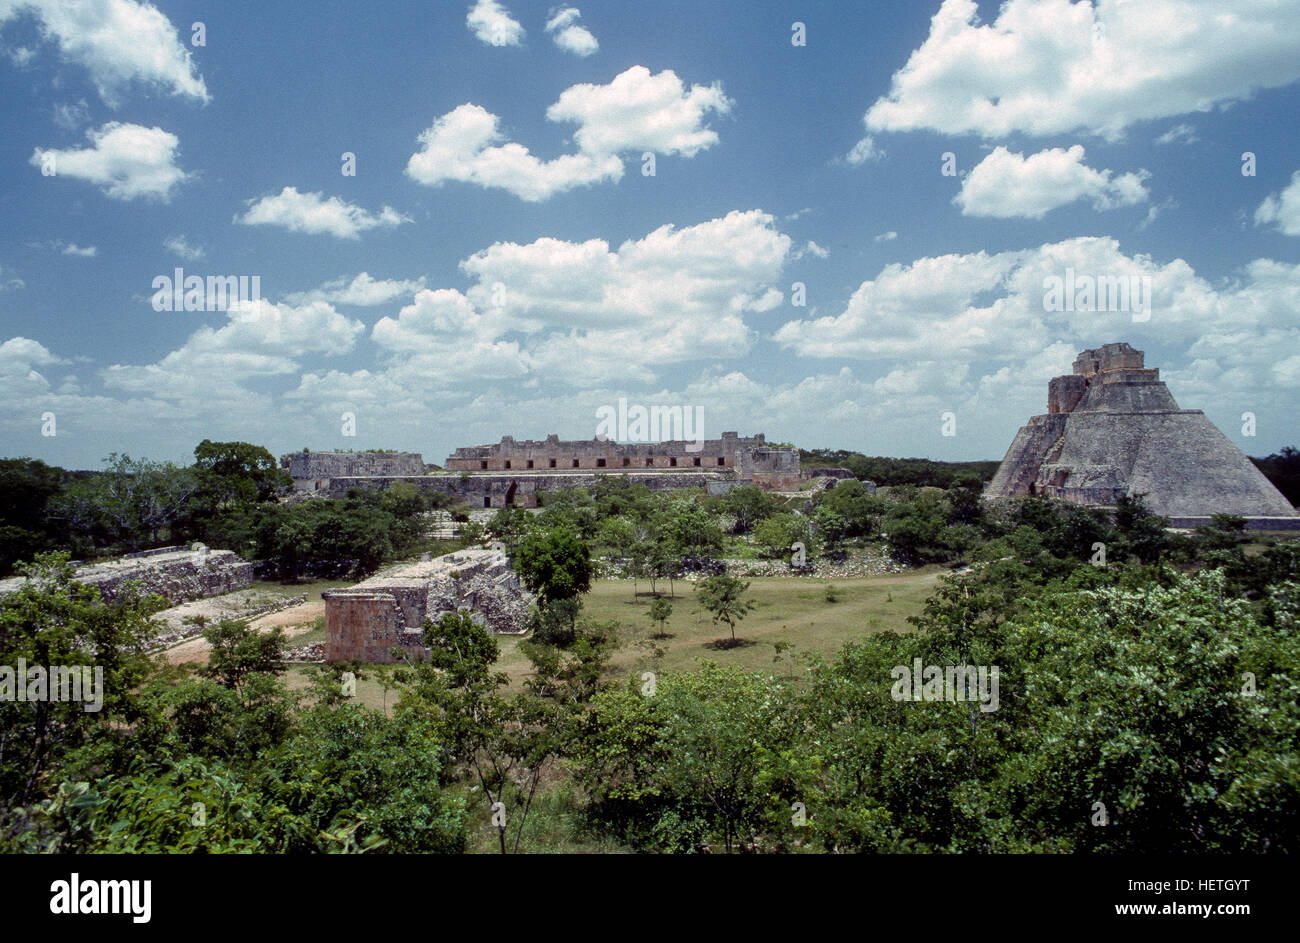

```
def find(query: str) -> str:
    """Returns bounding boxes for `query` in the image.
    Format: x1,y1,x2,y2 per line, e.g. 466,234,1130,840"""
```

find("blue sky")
1,0,1297,470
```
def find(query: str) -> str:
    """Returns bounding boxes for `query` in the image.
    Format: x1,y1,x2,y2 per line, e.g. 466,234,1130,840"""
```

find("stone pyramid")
985,343,1296,519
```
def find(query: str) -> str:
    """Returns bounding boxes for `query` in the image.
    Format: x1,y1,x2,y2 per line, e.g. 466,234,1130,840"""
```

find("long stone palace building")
282,432,815,508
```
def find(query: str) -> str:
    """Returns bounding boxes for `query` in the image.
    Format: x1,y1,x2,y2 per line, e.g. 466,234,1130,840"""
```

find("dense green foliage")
0,444,462,579
800,449,999,488
1251,446,1300,505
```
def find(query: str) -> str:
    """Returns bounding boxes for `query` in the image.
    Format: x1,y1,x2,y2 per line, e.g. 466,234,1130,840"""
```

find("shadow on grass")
703,637,758,651
624,592,679,604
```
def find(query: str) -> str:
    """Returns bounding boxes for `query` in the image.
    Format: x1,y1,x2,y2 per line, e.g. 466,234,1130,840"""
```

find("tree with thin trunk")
648,596,673,638
696,573,756,648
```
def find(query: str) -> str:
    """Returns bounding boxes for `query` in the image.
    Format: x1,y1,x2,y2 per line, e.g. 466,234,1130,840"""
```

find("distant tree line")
800,448,1000,489
0,441,462,579
1251,447,1300,505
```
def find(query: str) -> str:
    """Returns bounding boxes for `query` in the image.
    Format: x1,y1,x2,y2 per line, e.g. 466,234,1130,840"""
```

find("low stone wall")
77,547,254,605
281,451,426,479
321,470,732,508
1166,516,1300,531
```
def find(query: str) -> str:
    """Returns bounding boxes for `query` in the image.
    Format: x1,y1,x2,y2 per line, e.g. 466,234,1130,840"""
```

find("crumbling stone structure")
281,451,425,491
986,343,1297,519
323,547,532,664
0,545,254,605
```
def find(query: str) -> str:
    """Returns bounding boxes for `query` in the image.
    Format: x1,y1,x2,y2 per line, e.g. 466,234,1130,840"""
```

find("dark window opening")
479,461,487,470
717,457,725,466
549,459,556,468
646,458,654,467
483,496,491,507
692,457,701,467
526,460,534,469
572,459,580,468
622,458,630,467
504,460,511,469
669,457,677,467
596,458,606,467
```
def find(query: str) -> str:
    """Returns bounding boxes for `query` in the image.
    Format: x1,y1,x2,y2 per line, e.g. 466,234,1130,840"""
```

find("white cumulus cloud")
31,121,190,200
406,66,731,201
237,187,411,240
955,145,1149,218
283,272,428,307
545,7,598,56
369,209,793,386
466,0,523,46
102,298,364,402
1255,170,1300,236
0,0,209,106
863,0,1300,140
163,234,204,261
846,135,881,165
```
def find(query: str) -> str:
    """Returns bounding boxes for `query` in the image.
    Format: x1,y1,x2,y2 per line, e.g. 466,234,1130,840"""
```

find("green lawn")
249,577,353,603
494,569,943,685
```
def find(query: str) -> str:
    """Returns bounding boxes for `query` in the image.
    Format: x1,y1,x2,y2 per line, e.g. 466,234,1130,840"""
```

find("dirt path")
163,600,324,666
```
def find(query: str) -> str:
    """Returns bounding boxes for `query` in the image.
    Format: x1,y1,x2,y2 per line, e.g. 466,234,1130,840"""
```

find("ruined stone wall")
0,546,255,606
280,451,426,479
322,469,737,508
1048,375,1087,414
78,547,254,605
1073,342,1146,377
323,548,533,664
324,593,413,663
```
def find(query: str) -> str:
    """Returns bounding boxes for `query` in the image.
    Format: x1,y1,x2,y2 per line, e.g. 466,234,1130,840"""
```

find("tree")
53,453,204,552
0,458,68,575
529,597,583,646
648,596,673,638
719,485,777,534
1113,494,1170,564
596,515,636,560
753,513,816,561
0,553,160,807
696,572,757,647
486,506,534,553
655,497,724,557
572,665,809,853
812,504,847,553
193,439,290,504
515,526,593,613
1250,446,1300,505
200,619,286,693
399,611,554,854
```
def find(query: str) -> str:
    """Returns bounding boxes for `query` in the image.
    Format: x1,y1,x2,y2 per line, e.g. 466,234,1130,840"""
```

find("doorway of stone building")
504,481,517,506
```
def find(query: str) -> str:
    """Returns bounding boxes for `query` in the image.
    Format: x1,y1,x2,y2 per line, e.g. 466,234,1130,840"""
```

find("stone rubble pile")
281,642,326,663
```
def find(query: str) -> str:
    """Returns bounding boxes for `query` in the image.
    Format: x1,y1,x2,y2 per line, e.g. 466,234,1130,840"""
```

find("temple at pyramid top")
985,343,1297,520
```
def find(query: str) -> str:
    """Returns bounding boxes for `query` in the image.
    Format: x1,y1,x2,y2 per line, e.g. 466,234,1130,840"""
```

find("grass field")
282,567,944,709
492,569,942,686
